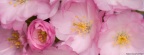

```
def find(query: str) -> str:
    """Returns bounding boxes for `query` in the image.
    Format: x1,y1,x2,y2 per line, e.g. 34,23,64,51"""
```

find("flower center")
8,31,23,48
71,16,92,34
114,33,129,47
72,22,91,34
38,29,47,43
9,0,26,7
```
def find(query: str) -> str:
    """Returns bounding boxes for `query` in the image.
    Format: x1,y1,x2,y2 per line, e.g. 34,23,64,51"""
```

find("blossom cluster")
0,0,144,55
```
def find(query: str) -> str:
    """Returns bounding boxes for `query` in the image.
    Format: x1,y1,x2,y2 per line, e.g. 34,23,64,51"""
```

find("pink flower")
99,11,144,55
51,0,101,54
79,44,99,55
94,0,144,12
0,26,27,55
28,45,78,55
1,20,26,30
79,39,99,55
0,0,60,30
61,0,86,7
27,19,55,50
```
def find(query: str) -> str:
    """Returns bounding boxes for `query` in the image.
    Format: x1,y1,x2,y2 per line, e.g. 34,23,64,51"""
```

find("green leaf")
25,16,37,26
55,37,60,43
136,10,144,14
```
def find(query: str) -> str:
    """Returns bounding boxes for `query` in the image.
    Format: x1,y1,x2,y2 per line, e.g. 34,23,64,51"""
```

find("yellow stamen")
38,30,47,43
75,16,79,18
72,16,92,34
8,31,23,48
9,1,13,5
16,0,26,4
9,0,26,7
114,33,129,47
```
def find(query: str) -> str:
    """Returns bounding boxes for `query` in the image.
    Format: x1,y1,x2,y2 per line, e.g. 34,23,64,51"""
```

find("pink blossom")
94,0,144,12
0,26,27,55
99,11,144,55
1,20,26,30
61,0,86,7
27,19,55,50
79,38,99,55
51,0,101,53
28,45,78,55
0,0,60,30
